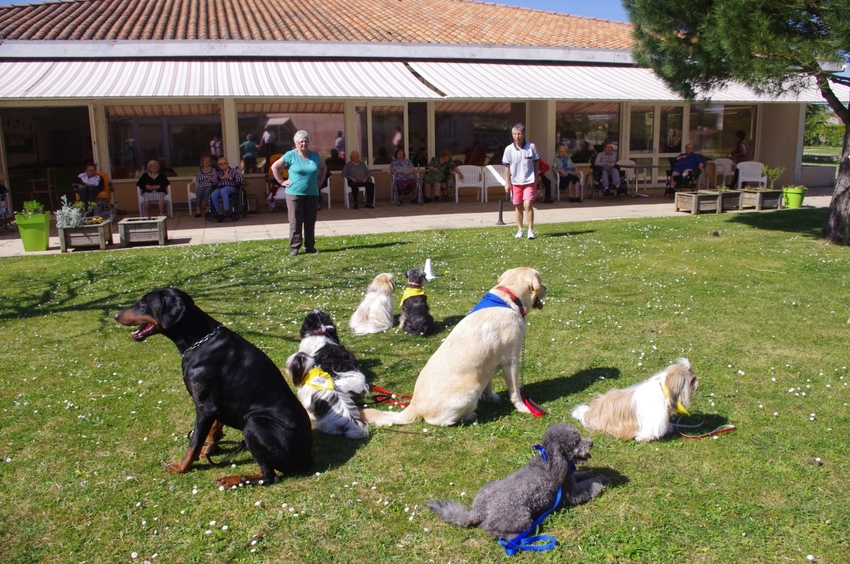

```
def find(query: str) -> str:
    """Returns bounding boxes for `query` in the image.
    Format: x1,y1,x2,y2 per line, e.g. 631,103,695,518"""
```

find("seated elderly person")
211,156,243,222
593,142,620,194
670,144,706,190
72,163,104,208
423,150,462,203
390,148,418,204
341,151,375,209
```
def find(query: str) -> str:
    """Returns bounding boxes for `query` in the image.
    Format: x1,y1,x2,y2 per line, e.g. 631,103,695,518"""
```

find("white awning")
409,62,850,103
0,60,441,99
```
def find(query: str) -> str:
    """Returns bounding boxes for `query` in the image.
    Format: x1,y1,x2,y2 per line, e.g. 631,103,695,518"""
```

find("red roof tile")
0,0,633,50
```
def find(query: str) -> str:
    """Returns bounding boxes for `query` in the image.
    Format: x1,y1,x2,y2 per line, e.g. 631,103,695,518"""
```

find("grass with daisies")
0,207,848,564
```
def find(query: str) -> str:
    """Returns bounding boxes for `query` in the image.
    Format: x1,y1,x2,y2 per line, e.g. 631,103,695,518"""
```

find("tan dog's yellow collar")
400,286,427,307
662,383,690,416
304,367,335,391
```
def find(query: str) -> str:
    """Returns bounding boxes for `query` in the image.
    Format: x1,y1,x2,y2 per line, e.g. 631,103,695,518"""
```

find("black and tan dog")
399,267,437,336
114,288,312,487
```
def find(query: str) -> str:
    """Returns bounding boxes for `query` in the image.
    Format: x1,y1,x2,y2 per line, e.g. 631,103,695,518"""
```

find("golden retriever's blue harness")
497,444,574,555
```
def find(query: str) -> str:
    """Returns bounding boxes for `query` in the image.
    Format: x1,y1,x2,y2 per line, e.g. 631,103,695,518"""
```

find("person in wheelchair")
669,143,706,191
211,156,243,222
423,150,460,203
593,142,621,195
390,148,418,205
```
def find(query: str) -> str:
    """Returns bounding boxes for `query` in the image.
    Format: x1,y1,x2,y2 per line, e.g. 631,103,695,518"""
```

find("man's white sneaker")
514,228,524,238
527,229,536,240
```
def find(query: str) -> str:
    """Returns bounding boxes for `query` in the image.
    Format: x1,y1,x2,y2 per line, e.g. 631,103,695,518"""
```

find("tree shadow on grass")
543,229,596,238
728,207,826,238
318,241,412,253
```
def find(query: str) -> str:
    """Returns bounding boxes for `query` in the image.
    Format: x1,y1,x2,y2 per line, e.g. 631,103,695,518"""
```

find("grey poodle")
427,423,608,539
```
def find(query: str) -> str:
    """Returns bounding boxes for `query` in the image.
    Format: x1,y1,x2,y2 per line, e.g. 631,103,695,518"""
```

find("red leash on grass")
370,384,412,407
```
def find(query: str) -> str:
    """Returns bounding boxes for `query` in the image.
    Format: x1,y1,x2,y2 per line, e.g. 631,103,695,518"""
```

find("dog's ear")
158,289,187,330
529,271,545,303
286,352,312,386
665,362,697,408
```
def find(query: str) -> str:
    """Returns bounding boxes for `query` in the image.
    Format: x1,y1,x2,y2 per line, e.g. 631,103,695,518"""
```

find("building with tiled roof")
0,0,831,214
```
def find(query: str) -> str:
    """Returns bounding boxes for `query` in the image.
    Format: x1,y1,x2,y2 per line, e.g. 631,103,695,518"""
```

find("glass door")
626,103,686,186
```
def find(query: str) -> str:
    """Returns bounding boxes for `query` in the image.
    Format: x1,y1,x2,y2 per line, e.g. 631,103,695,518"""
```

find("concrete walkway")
0,187,835,258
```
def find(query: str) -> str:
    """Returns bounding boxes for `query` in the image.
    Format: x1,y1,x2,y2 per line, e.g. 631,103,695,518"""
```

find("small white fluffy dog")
349,273,395,335
571,358,697,442
361,267,546,427
286,352,369,439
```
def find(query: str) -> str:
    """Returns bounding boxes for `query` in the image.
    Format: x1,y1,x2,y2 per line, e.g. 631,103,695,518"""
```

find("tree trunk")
822,124,850,245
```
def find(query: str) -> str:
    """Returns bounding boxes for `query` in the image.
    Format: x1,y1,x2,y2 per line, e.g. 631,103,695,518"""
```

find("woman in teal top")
271,130,327,256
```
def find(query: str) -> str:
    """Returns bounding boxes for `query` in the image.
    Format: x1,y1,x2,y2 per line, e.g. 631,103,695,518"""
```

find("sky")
0,0,631,22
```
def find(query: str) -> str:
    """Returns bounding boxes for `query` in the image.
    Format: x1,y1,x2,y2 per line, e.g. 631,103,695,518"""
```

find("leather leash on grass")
672,412,736,439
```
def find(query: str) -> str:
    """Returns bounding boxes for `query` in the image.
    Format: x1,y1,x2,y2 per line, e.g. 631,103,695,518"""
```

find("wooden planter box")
674,191,721,215
118,216,168,247
58,220,113,252
702,190,742,211
740,189,784,211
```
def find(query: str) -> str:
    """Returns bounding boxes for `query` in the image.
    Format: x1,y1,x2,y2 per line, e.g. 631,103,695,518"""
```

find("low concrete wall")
799,165,836,188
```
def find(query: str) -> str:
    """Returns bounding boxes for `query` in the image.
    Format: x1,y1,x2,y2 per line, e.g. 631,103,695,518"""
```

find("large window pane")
237,102,344,169
435,101,514,164
408,102,428,166
629,105,654,154
556,102,620,163
106,104,222,178
689,104,757,159
372,105,403,164
660,106,683,153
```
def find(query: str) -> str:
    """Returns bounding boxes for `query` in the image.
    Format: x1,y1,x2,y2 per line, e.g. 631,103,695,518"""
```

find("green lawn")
1,209,848,563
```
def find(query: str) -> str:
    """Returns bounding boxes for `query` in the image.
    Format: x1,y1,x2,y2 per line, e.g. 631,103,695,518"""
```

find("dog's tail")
360,405,419,426
426,500,481,528
570,403,590,426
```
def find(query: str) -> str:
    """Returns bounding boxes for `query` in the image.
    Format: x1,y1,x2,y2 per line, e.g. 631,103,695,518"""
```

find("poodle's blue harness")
497,445,575,556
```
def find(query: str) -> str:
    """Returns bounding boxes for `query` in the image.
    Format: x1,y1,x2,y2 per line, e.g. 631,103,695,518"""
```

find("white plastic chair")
551,169,584,201
137,184,174,217
344,176,375,208
321,173,334,210
736,161,767,189
712,158,734,188
187,181,197,216
482,165,507,202
453,165,485,202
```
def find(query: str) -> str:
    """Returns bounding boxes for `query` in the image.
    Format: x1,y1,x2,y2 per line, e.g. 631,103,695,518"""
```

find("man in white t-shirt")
502,123,540,239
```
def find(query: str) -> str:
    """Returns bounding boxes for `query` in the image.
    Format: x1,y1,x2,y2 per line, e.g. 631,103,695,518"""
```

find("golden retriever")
361,267,545,426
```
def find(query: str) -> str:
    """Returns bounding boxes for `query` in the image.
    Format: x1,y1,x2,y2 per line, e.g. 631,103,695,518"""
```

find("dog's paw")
513,400,532,414
481,391,501,403
166,462,189,474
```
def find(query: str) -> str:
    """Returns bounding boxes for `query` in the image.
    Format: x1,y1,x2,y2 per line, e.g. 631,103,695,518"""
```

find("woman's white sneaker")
515,228,524,238
527,229,536,240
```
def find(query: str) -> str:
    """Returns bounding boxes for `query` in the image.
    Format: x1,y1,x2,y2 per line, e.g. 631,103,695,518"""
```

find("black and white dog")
285,351,369,439
399,267,437,336
297,310,369,396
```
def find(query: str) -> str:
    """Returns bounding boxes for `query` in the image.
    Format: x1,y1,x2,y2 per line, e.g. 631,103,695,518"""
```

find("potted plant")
55,195,113,252
15,200,51,252
782,185,808,208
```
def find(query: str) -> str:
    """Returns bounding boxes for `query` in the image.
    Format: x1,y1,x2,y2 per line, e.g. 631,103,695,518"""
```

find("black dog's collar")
182,324,222,356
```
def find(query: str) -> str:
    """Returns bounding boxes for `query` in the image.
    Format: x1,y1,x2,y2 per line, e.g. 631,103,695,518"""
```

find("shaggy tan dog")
571,358,697,441
361,267,545,427
349,273,395,335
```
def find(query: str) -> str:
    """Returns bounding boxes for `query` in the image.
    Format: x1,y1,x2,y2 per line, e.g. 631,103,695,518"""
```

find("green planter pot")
15,213,51,252
783,186,807,209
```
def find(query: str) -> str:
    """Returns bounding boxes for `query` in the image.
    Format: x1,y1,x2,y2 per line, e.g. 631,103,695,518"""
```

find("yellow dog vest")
304,367,335,391
400,286,427,307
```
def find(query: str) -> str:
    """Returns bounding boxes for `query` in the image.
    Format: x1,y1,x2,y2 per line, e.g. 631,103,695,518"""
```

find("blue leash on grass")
497,445,574,556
